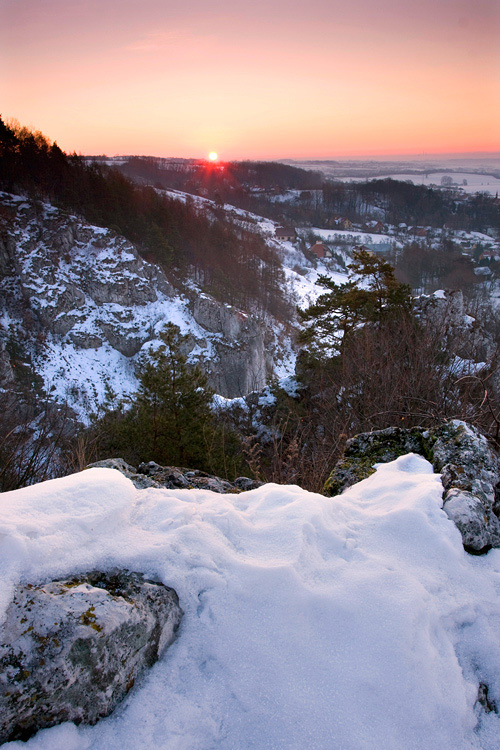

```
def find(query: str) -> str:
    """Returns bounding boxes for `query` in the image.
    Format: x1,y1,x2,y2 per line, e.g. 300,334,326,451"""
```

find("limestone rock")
442,489,499,553
415,289,496,363
67,330,103,349
88,458,261,493
192,294,271,396
324,427,427,496
193,296,246,340
0,193,285,402
87,459,164,489
0,570,183,744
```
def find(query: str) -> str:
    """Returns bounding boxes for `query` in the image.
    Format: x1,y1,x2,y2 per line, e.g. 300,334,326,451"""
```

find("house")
364,220,384,233
275,226,296,241
410,226,428,238
331,216,353,231
309,241,330,259
354,244,376,257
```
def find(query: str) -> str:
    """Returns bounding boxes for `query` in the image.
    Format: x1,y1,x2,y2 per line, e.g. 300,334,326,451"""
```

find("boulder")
0,570,183,744
324,421,500,554
442,489,499,554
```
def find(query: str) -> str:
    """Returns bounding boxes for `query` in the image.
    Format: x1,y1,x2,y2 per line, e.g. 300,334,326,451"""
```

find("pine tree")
134,323,214,467
298,248,412,361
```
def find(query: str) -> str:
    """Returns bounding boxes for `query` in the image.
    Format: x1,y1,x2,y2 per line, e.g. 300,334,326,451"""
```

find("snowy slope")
156,188,351,309
0,192,299,417
1,456,500,749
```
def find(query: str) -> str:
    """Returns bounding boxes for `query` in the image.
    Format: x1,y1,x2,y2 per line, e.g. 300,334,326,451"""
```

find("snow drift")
1,455,500,749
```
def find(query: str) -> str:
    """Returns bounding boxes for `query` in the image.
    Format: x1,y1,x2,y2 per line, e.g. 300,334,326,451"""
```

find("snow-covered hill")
1,191,340,420
1,455,500,748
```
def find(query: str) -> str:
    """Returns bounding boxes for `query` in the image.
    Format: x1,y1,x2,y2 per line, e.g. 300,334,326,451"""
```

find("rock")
193,296,245,340
415,289,496,363
192,294,272,396
88,459,164,489
0,570,183,744
0,192,291,411
0,335,15,388
324,427,427,496
234,476,260,491
67,330,103,349
324,421,500,554
99,320,149,357
207,337,269,397
431,422,500,505
477,683,498,714
88,458,262,493
442,489,498,554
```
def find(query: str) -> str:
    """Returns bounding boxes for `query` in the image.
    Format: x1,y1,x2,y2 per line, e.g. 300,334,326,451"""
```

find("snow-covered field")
2,456,500,749
302,227,400,247
346,172,500,196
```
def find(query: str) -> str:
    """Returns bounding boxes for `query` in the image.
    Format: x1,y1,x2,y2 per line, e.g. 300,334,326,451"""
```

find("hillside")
0,191,309,418
2,119,500,495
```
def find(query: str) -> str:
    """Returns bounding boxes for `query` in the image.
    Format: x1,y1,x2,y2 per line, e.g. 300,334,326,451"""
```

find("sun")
208,151,218,162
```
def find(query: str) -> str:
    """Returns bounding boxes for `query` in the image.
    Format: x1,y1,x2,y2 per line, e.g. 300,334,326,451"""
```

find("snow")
345,172,500,196
2,456,500,749
303,226,398,247
34,293,212,422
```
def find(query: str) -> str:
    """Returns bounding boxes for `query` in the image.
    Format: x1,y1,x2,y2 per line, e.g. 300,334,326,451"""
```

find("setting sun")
208,151,218,161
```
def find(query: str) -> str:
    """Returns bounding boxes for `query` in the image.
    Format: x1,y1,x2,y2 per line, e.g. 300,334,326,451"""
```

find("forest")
0,118,290,318
113,155,500,233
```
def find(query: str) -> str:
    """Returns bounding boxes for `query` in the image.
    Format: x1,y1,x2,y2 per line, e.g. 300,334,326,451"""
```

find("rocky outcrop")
0,336,15,388
88,458,262,493
415,289,496,364
193,294,273,395
0,193,290,411
325,421,500,554
0,570,183,744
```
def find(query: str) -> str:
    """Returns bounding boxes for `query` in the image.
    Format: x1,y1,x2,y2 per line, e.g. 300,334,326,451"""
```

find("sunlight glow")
208,151,218,162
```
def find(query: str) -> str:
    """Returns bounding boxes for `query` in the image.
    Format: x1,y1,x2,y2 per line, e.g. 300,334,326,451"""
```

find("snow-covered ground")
346,172,500,196
301,226,401,247
2,456,500,749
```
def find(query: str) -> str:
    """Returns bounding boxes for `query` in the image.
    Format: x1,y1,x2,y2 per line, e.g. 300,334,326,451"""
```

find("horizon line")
83,150,500,163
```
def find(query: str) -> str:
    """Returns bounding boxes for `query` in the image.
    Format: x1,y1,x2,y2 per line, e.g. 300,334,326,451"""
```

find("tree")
86,324,244,476
298,248,412,360
134,324,213,467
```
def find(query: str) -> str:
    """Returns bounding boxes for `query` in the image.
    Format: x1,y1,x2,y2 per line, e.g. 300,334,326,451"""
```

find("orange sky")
1,0,499,159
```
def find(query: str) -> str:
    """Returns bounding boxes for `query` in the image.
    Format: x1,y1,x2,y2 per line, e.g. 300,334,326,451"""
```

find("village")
274,215,500,277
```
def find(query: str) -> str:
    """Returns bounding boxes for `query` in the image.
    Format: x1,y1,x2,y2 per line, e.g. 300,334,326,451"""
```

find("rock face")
0,570,183,744
0,192,288,411
192,294,273,396
325,421,500,554
88,458,262,493
415,289,496,364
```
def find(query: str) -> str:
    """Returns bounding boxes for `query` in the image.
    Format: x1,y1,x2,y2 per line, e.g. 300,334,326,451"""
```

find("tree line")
0,117,291,318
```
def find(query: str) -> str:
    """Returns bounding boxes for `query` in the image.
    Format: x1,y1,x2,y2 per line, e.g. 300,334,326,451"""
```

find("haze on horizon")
1,0,499,161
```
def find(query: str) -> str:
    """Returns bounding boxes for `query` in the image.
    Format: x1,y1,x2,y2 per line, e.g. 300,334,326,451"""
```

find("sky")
1,0,499,159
